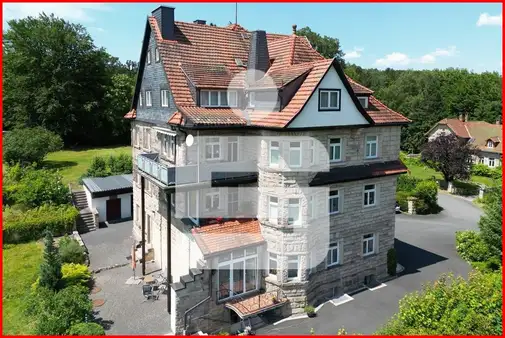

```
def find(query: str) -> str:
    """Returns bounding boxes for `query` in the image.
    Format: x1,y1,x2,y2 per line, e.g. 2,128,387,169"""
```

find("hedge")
3,204,79,243
396,191,410,211
397,175,421,193
452,180,480,196
471,163,502,179
69,323,105,336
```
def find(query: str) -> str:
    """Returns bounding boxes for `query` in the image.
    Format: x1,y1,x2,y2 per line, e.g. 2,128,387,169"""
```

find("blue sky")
2,2,502,73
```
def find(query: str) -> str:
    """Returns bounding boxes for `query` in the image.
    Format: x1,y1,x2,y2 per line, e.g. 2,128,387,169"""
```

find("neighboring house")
124,6,410,335
427,114,502,168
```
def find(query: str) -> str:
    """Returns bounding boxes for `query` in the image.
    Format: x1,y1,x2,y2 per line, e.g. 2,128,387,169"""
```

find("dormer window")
358,96,368,108
487,140,494,148
200,90,237,107
155,47,160,62
147,49,151,65
319,89,341,111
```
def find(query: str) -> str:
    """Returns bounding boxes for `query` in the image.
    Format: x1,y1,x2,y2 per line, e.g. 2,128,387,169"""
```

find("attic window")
235,58,245,67
358,97,368,109
200,90,238,107
155,48,160,63
319,89,341,111
147,49,152,65
487,140,494,148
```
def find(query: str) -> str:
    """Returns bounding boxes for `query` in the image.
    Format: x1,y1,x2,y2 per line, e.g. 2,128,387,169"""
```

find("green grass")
2,242,43,335
44,146,131,188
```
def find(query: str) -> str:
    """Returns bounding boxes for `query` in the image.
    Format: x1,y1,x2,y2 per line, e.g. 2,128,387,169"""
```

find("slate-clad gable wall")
136,30,177,123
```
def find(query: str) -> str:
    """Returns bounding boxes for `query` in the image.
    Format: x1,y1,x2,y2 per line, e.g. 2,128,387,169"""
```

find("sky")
2,2,503,73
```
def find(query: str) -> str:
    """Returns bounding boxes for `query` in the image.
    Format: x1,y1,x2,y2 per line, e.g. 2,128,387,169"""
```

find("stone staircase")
71,190,97,233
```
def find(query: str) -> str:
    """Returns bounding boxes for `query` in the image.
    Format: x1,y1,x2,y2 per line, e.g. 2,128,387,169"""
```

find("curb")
92,262,130,274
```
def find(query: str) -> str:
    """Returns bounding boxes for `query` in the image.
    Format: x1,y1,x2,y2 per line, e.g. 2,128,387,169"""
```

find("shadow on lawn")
43,160,78,171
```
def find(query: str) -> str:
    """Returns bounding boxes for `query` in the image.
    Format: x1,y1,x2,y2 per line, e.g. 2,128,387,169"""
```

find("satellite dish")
186,134,194,147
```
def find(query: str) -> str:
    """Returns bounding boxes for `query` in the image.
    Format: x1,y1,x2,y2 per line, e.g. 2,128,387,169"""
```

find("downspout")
166,192,172,314
141,176,146,276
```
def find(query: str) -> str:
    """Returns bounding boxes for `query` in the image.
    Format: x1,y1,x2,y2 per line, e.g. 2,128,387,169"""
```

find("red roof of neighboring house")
126,18,410,127
191,219,265,256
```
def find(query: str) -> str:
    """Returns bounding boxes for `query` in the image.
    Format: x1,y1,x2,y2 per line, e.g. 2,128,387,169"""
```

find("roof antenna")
235,3,238,25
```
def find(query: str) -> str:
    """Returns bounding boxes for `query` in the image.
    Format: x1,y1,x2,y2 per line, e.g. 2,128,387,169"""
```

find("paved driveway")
257,193,482,335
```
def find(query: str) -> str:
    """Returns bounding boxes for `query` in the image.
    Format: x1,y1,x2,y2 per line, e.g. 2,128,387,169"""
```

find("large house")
427,114,502,168
125,6,410,335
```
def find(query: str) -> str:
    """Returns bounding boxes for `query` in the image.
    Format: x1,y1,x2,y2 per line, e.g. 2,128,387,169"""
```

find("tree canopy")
296,27,345,67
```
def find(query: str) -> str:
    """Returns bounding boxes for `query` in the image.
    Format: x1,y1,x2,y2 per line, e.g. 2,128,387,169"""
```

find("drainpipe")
141,176,146,276
166,192,172,314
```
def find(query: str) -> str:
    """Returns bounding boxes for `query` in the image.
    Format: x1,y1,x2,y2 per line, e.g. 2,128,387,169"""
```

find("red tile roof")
124,109,136,119
131,18,409,128
191,219,265,256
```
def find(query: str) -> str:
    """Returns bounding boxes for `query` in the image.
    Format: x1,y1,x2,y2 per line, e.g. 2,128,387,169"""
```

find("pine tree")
479,183,502,263
39,230,63,290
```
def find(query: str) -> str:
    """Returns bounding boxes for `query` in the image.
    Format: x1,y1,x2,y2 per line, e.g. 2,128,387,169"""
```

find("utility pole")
235,3,238,25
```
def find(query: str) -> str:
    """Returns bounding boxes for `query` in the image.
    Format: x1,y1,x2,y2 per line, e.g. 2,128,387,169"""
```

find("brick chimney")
152,6,175,40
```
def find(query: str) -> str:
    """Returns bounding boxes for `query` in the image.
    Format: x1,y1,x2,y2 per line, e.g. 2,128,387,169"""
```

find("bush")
304,305,315,314
39,230,63,291
3,204,79,243
62,263,91,288
396,191,410,211
456,230,490,263
387,248,397,276
413,180,439,214
453,180,480,196
59,235,86,264
3,127,63,165
80,154,132,183
399,152,423,167
397,175,421,193
471,163,502,179
69,322,105,335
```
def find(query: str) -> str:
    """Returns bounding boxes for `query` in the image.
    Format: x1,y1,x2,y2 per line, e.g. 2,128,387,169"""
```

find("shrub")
471,163,493,177
396,191,410,211
387,248,397,276
82,156,108,180
3,127,63,166
453,180,480,196
455,230,491,263
399,152,423,167
397,175,421,193
304,305,315,314
413,180,439,213
39,230,63,291
59,235,86,264
68,322,105,335
3,204,79,243
62,263,91,288
80,154,132,183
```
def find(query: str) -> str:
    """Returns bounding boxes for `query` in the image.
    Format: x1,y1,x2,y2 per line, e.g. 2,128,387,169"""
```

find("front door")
106,198,122,222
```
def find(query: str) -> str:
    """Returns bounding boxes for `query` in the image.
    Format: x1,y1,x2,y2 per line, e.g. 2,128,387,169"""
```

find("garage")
82,174,133,224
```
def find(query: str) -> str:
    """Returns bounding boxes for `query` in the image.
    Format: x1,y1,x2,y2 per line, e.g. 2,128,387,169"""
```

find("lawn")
44,146,131,189
2,242,43,335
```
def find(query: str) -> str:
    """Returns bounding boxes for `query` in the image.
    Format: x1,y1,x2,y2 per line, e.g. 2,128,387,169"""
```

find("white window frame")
269,141,280,167
205,191,220,212
143,128,150,149
479,157,485,164
319,89,341,110
287,255,300,281
309,140,316,165
161,90,169,107
217,248,259,301
363,184,376,207
288,198,301,226
155,47,160,62
268,196,278,225
227,136,239,162
162,134,175,158
147,49,151,65
200,90,238,107
248,92,255,108
358,96,368,108
329,138,342,163
145,91,152,107
365,135,378,159
328,190,340,215
489,158,495,167
362,233,375,256
327,242,339,267
204,137,221,160
227,188,239,216
268,252,277,276
307,195,315,220
289,141,302,168
139,93,143,107
187,190,199,225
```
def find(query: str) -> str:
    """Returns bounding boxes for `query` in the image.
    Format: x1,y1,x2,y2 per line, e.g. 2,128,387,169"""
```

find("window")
365,136,378,159
327,242,339,267
147,49,151,65
143,128,150,149
145,91,152,107
362,234,375,256
489,158,496,167
162,134,175,158
329,138,342,162
268,196,278,224
155,47,160,62
187,190,199,224
227,136,238,162
205,137,221,160
139,93,143,107
200,90,237,107
363,184,376,207
161,90,169,107
358,97,368,108
287,255,299,280
309,140,315,165
217,248,258,300
487,140,494,148
248,92,255,108
479,157,485,164
268,253,277,275
329,190,340,215
228,188,239,216
319,89,341,110
205,191,220,211
269,141,280,166
288,198,301,225
289,142,302,167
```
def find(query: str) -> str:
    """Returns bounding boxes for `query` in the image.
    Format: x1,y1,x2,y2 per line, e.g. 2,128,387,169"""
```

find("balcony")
136,153,258,188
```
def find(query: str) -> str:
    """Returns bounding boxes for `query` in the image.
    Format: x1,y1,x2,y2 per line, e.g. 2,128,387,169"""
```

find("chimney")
459,114,464,122
292,24,297,35
193,19,206,25
246,30,270,84
152,6,175,40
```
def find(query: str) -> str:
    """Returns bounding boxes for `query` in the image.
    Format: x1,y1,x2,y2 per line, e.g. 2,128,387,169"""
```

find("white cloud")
476,12,502,27
2,3,110,24
344,47,364,59
375,46,459,68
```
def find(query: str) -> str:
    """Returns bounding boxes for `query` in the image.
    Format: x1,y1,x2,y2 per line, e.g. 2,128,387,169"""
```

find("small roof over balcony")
225,290,289,319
